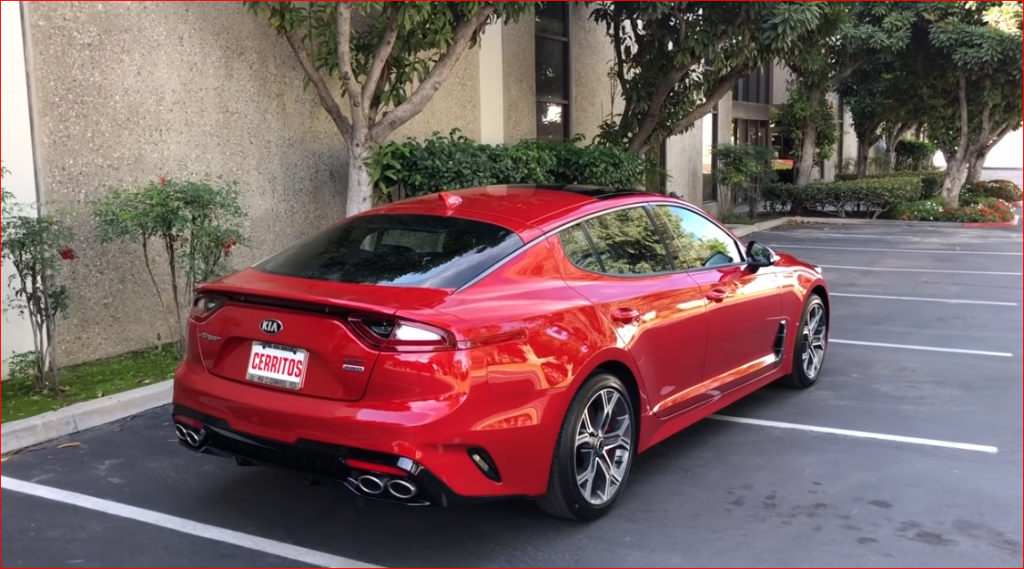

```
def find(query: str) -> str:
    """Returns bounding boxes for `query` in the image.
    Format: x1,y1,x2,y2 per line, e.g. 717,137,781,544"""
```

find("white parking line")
831,292,1019,307
0,476,380,569
831,339,1014,358
819,264,1023,276
708,415,999,454
770,244,1022,256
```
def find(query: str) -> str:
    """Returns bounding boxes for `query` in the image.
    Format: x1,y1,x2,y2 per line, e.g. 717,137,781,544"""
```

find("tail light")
191,294,228,321
348,315,456,352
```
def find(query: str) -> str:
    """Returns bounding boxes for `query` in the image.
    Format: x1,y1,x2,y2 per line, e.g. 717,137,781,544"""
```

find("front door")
552,205,710,420
649,205,783,409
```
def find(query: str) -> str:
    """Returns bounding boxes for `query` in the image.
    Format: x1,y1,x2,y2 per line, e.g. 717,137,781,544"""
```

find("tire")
536,372,637,522
778,293,829,389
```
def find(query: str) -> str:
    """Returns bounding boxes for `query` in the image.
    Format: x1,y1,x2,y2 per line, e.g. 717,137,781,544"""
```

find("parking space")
3,220,1022,568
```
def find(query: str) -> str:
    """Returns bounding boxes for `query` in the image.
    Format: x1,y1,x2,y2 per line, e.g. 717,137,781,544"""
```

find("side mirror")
746,240,777,269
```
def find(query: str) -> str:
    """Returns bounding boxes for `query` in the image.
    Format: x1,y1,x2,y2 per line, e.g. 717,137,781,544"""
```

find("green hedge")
367,130,645,203
834,170,943,199
764,177,923,219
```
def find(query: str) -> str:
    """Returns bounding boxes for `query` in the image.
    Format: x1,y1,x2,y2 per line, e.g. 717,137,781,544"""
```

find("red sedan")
172,185,831,521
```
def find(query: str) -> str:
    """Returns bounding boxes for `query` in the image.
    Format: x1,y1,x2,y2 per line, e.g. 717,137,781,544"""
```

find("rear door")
552,205,710,418
649,204,783,404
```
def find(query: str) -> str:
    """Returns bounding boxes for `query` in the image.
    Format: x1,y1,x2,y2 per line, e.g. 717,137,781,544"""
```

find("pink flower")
59,247,77,261
159,176,167,187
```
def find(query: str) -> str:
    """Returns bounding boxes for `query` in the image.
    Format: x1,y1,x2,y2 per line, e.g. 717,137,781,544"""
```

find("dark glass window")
733,65,771,104
256,214,524,290
559,224,602,273
535,2,570,142
560,207,673,276
649,205,742,270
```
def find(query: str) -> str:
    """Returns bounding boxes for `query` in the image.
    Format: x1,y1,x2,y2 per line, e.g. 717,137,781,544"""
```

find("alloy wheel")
574,388,633,506
801,303,828,379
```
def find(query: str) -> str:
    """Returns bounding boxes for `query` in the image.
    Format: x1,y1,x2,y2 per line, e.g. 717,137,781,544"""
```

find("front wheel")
778,294,829,389
536,372,637,522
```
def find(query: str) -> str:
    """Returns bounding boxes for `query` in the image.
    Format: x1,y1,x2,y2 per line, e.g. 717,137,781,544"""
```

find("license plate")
246,342,308,391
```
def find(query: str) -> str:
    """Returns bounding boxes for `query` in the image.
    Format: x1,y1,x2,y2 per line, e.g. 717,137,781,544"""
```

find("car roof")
371,185,681,242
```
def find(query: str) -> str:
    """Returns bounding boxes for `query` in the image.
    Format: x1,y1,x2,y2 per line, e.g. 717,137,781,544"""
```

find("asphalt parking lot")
3,212,1022,568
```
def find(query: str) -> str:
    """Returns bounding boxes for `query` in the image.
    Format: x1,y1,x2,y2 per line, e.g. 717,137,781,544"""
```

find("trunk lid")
192,269,451,402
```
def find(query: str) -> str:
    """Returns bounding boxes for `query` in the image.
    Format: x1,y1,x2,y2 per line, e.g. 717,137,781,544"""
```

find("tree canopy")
587,1,830,155
246,1,535,216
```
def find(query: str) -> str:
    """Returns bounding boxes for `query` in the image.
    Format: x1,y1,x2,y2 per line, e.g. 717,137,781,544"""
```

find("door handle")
610,308,640,324
705,288,731,302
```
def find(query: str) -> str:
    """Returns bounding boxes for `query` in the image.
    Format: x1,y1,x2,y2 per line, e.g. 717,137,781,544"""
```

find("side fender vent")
773,319,788,368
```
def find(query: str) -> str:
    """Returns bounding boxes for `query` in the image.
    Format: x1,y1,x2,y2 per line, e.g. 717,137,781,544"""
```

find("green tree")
839,61,922,177
780,1,916,186
245,1,535,217
910,1,1023,204
587,1,828,156
91,177,247,352
1,163,12,221
1,174,76,392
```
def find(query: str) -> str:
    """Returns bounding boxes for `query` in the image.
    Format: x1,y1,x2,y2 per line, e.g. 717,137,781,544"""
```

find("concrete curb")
1,380,172,455
730,214,1020,236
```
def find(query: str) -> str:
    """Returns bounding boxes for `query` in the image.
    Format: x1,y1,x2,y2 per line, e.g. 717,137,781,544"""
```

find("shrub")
895,196,1017,223
368,130,645,204
894,139,937,172
91,177,247,352
1,171,77,392
968,179,1023,203
715,144,777,217
763,177,922,219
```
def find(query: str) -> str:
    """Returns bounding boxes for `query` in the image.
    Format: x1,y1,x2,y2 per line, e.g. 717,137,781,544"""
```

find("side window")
650,205,743,270
559,225,603,273
560,207,673,276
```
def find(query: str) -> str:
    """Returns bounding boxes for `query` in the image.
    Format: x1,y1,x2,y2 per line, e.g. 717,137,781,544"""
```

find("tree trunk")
794,89,822,187
856,137,872,178
795,124,819,187
941,153,970,208
965,147,989,187
346,137,374,216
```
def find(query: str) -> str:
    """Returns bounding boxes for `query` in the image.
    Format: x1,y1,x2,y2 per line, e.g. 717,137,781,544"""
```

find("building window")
733,66,771,105
536,2,570,142
702,106,719,203
732,119,771,147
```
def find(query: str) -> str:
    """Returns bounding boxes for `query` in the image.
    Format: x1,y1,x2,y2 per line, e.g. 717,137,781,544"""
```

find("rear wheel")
537,372,637,522
778,293,828,389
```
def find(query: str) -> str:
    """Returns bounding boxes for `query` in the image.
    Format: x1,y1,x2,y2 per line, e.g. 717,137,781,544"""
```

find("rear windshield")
255,214,524,289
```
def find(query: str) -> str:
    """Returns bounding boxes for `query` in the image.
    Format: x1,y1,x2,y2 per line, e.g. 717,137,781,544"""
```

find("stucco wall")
569,4,617,142
502,19,537,144
22,1,480,366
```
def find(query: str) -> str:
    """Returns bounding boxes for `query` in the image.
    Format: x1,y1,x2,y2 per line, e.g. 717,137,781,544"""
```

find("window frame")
534,2,572,142
555,202,750,280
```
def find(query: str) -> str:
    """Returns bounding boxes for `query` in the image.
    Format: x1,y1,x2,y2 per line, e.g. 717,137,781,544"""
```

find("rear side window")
256,214,524,289
560,206,673,276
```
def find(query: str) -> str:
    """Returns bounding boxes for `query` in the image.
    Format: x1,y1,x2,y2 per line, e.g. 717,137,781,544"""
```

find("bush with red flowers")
91,176,247,352
895,196,1017,223
967,179,1023,204
1,165,77,392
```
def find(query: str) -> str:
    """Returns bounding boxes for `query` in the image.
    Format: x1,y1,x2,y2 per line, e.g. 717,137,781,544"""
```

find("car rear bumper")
172,359,562,503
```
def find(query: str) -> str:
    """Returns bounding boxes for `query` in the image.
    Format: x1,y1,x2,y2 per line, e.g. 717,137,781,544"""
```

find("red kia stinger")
171,185,831,521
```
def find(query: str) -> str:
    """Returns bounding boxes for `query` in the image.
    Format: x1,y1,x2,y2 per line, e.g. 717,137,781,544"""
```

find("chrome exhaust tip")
387,478,418,499
174,424,188,441
357,474,386,495
183,428,205,448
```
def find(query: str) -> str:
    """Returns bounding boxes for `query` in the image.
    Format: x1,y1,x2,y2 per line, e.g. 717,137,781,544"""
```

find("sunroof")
512,184,649,199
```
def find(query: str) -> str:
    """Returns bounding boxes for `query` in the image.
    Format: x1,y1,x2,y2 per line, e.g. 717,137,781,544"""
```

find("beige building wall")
21,1,480,366
568,4,618,142
501,19,536,144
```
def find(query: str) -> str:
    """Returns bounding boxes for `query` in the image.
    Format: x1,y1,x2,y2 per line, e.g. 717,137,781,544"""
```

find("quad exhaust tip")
174,423,207,449
354,473,419,500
